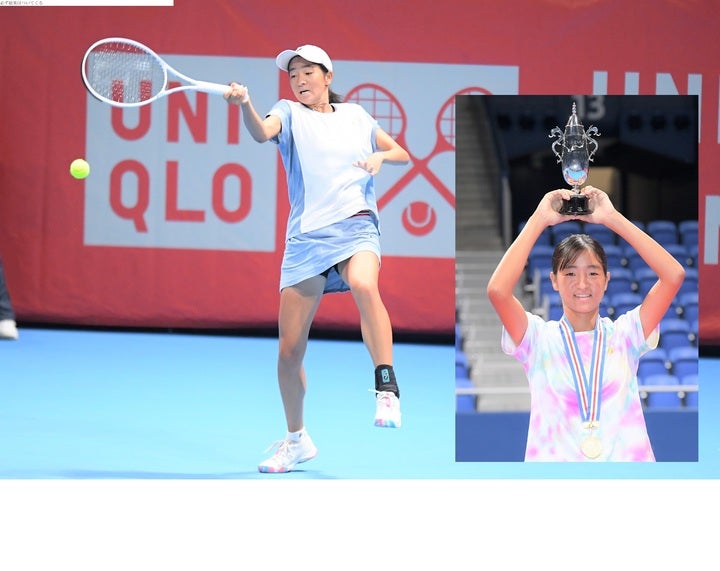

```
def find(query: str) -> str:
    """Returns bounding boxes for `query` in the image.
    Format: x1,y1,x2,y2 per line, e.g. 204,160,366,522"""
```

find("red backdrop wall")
0,1,718,342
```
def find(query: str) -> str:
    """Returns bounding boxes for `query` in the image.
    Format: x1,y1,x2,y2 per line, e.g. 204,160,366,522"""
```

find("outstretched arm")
581,186,685,337
487,189,577,346
225,82,281,143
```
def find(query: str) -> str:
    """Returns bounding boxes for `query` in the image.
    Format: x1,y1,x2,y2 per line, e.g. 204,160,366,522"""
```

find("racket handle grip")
195,81,232,96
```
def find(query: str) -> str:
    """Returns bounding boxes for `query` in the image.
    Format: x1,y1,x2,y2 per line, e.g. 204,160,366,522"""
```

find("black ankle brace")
374,364,399,398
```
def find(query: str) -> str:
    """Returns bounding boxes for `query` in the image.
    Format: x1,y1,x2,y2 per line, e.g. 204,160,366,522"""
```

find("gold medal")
581,434,603,459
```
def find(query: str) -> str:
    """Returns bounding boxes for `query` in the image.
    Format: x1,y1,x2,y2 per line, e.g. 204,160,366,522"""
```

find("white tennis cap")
275,45,333,72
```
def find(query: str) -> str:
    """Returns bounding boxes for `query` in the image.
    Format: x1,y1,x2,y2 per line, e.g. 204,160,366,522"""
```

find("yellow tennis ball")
70,158,90,179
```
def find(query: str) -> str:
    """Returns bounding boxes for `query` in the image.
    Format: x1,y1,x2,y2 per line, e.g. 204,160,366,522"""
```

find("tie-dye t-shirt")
501,307,657,462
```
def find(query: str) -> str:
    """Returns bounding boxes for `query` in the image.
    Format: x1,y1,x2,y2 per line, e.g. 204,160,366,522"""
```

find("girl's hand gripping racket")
81,37,231,107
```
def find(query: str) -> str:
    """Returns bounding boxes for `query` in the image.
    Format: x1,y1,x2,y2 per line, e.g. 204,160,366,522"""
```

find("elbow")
486,281,497,300
673,262,686,290
251,132,270,144
486,283,513,315
384,149,410,164
662,260,686,295
486,280,506,305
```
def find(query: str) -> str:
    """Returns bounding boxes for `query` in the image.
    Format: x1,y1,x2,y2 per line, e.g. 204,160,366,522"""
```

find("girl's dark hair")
317,63,343,103
551,234,608,275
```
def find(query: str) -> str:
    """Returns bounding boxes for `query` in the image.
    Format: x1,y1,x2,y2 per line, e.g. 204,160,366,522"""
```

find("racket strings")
439,88,490,148
438,102,457,148
346,85,405,140
85,41,166,104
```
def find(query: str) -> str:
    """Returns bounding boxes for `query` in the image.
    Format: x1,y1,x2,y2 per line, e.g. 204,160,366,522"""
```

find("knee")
278,338,304,369
347,274,379,300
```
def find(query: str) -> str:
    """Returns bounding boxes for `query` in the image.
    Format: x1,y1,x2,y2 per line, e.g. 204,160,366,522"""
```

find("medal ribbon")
559,315,606,426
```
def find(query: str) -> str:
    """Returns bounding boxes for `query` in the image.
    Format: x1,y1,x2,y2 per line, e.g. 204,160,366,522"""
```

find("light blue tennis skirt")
280,213,381,293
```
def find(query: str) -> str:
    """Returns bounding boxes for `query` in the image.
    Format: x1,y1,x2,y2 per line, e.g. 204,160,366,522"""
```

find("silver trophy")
549,102,600,215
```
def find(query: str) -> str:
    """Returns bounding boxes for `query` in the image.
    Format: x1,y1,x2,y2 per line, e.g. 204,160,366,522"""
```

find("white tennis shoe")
0,319,18,340
258,431,318,473
373,390,401,428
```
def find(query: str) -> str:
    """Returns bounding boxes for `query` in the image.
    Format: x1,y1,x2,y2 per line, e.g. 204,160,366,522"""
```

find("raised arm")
487,189,576,346
224,82,281,143
581,186,685,338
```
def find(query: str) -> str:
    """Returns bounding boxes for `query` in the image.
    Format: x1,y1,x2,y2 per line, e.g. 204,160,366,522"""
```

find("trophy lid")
565,102,580,128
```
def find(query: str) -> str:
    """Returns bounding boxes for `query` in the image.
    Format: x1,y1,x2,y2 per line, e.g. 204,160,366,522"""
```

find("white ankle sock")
287,428,305,442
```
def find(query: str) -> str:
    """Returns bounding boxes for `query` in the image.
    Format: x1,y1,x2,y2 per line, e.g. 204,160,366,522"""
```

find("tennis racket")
81,37,230,107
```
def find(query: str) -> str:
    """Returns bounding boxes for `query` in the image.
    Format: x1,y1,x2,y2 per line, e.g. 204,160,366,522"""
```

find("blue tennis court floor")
1,328,461,479
1,328,719,479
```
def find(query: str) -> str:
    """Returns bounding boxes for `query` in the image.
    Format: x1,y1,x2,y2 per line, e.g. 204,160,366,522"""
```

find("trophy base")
559,195,592,216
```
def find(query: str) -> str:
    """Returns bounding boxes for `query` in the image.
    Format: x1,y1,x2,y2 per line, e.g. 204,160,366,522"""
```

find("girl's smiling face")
551,248,610,317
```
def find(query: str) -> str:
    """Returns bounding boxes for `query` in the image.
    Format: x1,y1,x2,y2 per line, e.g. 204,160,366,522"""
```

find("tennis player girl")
225,45,410,473
487,186,685,461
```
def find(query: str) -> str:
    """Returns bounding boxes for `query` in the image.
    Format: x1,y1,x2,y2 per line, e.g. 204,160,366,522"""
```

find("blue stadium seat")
545,292,564,321
638,347,669,382
598,299,610,318
602,244,625,270
633,278,681,321
527,245,554,280
519,221,552,246
634,266,658,297
605,267,634,298
538,268,557,299
623,247,650,272
610,292,643,319
678,267,698,296
677,291,699,323
642,374,683,409
681,374,698,408
669,346,698,379
583,223,617,246
687,243,698,267
678,220,698,247
456,376,476,412
646,220,678,246
456,350,470,379
659,318,692,351
663,301,681,321
551,221,583,244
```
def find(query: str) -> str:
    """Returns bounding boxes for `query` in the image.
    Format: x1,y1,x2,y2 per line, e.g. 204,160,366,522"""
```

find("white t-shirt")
502,307,657,462
268,100,380,239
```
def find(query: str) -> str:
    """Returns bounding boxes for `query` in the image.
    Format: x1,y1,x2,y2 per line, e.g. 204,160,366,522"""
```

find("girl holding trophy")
486,185,685,461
